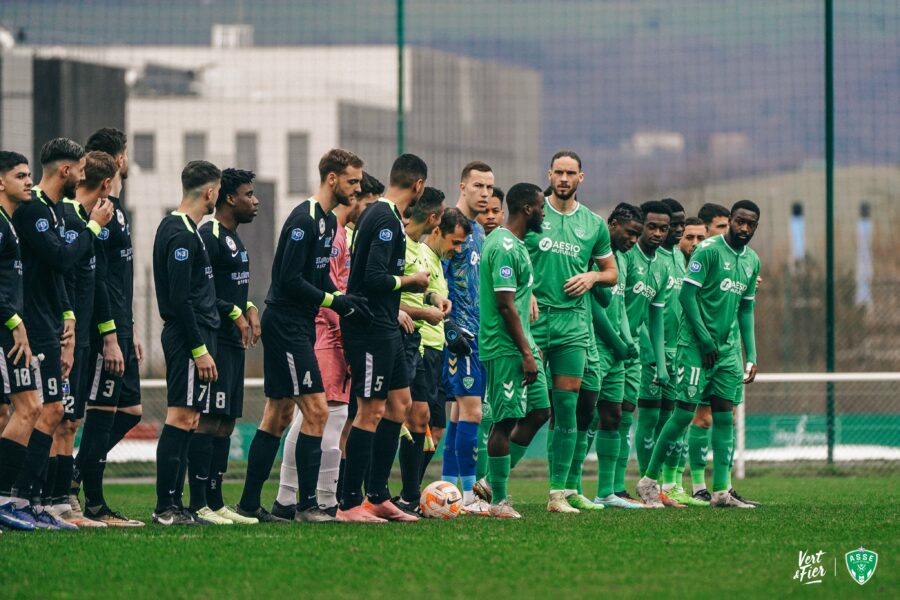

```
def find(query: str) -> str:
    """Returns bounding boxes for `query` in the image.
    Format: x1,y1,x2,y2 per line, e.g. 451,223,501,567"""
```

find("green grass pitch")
2,471,896,599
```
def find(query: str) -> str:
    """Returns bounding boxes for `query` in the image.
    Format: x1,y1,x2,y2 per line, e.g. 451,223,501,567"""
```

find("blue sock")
456,420,479,492
441,421,459,483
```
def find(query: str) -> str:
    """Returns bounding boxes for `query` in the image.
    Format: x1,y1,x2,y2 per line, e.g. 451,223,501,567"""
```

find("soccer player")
277,172,380,517
441,161,492,515
480,183,551,519
525,150,617,513
337,154,429,523
197,168,261,525
699,203,730,237
476,186,504,236
0,151,42,531
151,160,224,526
73,129,145,526
52,151,120,527
236,149,371,524
637,200,761,509
10,138,113,529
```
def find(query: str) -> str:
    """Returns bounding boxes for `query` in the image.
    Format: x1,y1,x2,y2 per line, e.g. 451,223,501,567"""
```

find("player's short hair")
661,197,684,214
460,160,492,182
85,128,127,157
506,182,543,215
389,153,427,189
81,151,119,190
438,206,472,237
0,151,28,175
40,138,84,166
217,168,255,207
640,200,672,219
360,171,384,197
684,216,704,227
549,150,582,170
698,202,730,225
318,148,363,183
408,186,444,223
492,186,505,204
731,199,761,218
609,202,643,226
181,160,221,193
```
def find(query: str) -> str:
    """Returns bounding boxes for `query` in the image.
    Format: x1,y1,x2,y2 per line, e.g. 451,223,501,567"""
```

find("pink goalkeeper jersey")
315,224,350,350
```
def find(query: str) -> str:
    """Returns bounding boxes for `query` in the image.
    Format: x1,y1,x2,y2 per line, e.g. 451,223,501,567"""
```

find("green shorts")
731,348,746,405
485,353,551,422
581,339,601,392
623,358,641,406
596,345,625,403
639,349,677,401
675,344,743,404
532,306,591,379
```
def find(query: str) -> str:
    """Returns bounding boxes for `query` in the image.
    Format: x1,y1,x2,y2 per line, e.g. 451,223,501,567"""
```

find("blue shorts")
442,344,486,399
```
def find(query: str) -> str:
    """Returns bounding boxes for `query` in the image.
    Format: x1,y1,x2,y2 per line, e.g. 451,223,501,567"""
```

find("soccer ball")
419,481,463,519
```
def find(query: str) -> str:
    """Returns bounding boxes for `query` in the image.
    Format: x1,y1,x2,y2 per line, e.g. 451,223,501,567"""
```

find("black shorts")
403,331,429,403
0,328,38,397
210,342,245,418
86,336,142,410
261,307,323,399
62,346,92,421
31,340,63,404
422,346,446,427
344,332,408,400
162,322,217,411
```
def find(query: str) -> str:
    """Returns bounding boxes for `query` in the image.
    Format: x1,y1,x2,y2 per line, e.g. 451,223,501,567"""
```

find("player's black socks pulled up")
41,456,58,505
340,427,374,510
366,419,402,505
296,432,323,511
155,424,189,512
80,409,115,508
187,432,214,511
399,431,426,502
238,429,281,511
207,435,231,511
12,429,52,504
0,438,26,497
107,412,142,453
173,430,192,508
52,455,74,505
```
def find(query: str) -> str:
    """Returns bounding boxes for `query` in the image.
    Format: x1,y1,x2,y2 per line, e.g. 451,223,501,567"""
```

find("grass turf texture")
2,472,896,599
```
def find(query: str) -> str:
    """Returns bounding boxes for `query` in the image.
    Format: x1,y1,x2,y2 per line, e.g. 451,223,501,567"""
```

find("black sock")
336,457,346,500
365,419,401,505
187,432,214,511
52,455,74,505
296,432,323,511
173,430,193,508
13,430,52,504
0,438,27,496
155,425,189,513
106,412,142,452
80,410,115,508
238,429,281,512
400,431,426,502
41,456,58,505
207,436,230,511
340,427,374,510
420,448,435,484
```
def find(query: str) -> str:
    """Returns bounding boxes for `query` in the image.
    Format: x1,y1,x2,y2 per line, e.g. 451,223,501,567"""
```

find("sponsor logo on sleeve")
98,227,110,240
174,248,189,261
291,228,305,241
36,218,50,233
379,228,393,242
64,230,78,243
499,266,513,278
689,260,702,273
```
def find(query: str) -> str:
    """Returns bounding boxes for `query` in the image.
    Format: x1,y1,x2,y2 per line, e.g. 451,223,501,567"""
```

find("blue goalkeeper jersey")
443,217,484,336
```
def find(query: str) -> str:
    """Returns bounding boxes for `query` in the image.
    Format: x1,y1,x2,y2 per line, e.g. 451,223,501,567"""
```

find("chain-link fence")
1,1,897,478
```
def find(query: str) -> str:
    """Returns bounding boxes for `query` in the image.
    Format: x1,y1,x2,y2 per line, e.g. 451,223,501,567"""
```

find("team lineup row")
0,132,761,530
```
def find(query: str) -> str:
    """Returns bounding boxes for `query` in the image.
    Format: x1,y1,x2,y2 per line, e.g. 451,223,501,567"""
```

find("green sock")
613,410,634,493
565,430,589,491
635,407,660,476
726,426,736,490
509,441,528,469
661,424,687,485
674,427,689,489
550,389,578,490
475,419,491,481
645,407,695,480
595,429,619,499
546,426,554,481
656,406,673,440
688,424,710,491
487,455,511,504
711,410,734,492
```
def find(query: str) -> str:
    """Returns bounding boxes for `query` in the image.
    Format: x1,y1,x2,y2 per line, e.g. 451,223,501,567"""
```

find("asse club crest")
845,547,877,586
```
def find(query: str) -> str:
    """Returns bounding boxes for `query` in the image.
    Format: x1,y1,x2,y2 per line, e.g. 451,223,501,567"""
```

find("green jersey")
593,250,629,353
623,244,670,334
657,246,687,351
680,236,760,348
400,235,427,311
479,227,536,361
525,199,612,310
418,242,447,350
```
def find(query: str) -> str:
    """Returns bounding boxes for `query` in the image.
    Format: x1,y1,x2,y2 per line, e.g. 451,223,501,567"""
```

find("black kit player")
151,161,225,526
236,149,371,523
337,154,430,523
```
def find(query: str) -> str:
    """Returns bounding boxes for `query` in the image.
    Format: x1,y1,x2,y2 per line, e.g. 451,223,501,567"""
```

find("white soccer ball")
419,481,463,519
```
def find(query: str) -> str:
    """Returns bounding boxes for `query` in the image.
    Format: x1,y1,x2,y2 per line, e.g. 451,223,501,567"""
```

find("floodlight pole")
397,0,405,156
824,0,836,464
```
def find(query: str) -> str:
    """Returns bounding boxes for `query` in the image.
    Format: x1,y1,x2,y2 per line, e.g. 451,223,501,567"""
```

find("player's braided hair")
217,168,255,207
608,202,643,225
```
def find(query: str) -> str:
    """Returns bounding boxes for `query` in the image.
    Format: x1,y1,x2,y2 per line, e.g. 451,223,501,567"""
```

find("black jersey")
343,198,406,338
0,207,24,330
105,197,134,337
199,219,250,348
61,200,99,349
264,199,337,322
152,211,220,352
13,187,97,344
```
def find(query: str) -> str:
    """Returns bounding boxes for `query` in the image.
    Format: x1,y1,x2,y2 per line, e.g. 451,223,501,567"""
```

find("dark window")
287,132,309,195
133,133,155,170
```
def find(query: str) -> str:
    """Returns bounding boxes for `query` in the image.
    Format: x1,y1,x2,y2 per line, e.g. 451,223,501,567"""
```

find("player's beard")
63,178,79,199
527,212,543,233
553,184,576,201
332,182,352,207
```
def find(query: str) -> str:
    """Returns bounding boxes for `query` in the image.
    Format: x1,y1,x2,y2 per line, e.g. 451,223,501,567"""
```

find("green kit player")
479,183,551,519
524,151,617,514
637,200,761,509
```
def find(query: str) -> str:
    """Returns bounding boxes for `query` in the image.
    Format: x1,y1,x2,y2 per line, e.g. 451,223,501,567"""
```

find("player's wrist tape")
229,305,243,320
393,276,402,291
191,345,208,359
321,293,335,308
245,301,257,311
97,320,117,335
87,221,102,236
4,314,22,330
62,310,76,322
